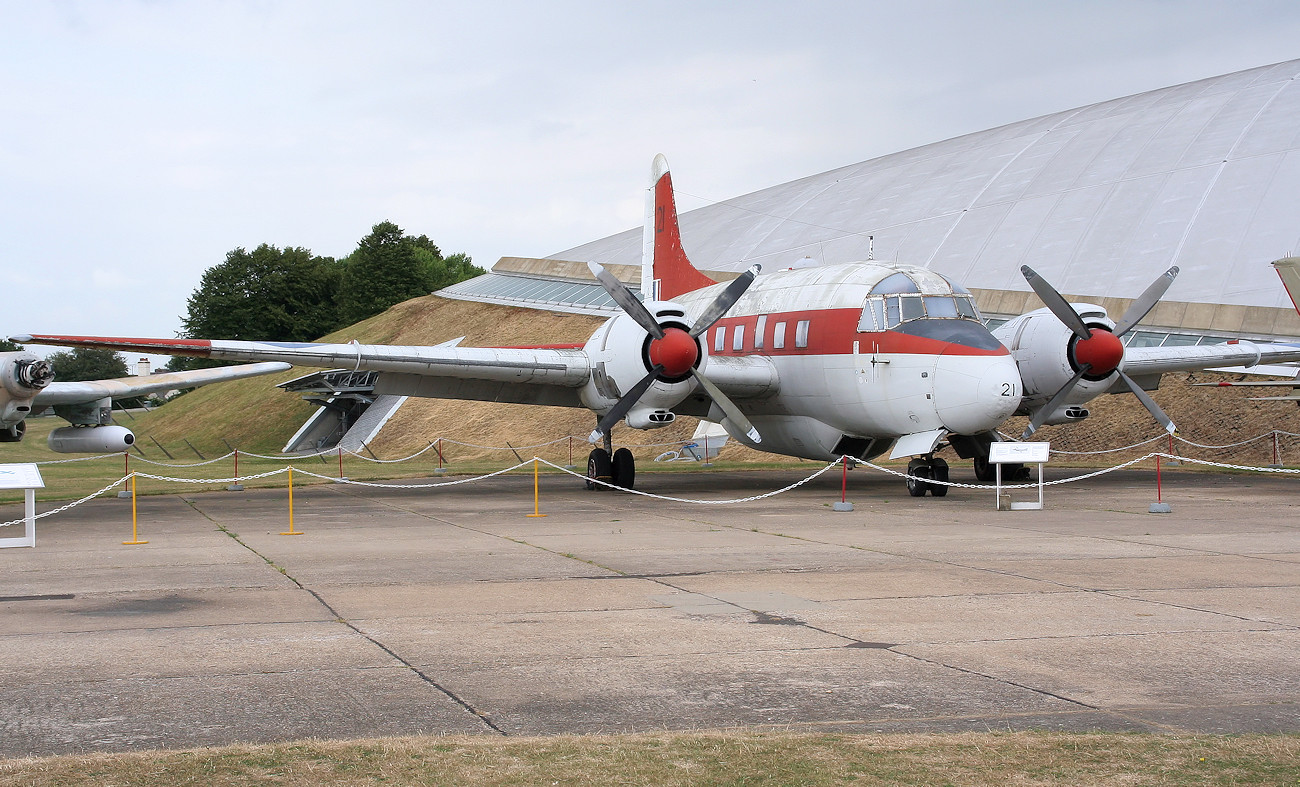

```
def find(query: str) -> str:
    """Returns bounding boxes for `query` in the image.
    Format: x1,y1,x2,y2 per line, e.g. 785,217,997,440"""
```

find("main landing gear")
586,444,635,491
905,456,949,497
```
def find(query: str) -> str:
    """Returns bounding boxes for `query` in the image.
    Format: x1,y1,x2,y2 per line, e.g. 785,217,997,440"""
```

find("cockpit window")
869,272,921,294
857,293,984,332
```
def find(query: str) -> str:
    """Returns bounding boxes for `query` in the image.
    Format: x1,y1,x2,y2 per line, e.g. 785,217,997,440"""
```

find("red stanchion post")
338,446,345,480
1149,453,1171,513
833,455,853,511
435,438,445,474
228,449,245,492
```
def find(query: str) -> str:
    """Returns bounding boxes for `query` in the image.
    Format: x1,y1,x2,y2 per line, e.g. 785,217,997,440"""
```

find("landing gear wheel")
973,453,996,483
906,458,931,497
929,457,949,497
611,447,635,490
586,448,612,490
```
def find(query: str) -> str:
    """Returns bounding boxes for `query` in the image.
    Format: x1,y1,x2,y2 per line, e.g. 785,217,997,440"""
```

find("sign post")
988,442,1049,511
0,463,44,548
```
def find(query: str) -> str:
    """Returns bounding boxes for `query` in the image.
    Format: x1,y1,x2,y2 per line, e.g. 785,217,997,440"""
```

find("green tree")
0,339,23,353
181,244,343,343
45,347,129,381
337,221,483,324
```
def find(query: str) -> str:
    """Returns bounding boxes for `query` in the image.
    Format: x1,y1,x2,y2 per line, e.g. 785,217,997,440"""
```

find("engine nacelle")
47,425,136,454
1,351,55,427
579,303,705,425
992,305,1119,411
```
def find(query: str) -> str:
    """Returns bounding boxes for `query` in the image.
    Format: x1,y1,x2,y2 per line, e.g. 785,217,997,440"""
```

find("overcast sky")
6,1,1300,361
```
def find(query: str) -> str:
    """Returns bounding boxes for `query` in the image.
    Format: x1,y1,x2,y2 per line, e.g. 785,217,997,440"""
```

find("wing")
32,361,293,405
1122,341,1300,376
14,335,596,408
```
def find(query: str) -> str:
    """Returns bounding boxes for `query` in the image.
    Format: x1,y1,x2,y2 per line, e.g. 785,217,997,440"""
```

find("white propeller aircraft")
15,157,1300,493
0,352,291,453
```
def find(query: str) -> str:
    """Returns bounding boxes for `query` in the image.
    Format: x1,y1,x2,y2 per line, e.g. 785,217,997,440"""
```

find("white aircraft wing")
1121,341,1300,376
13,335,597,408
32,361,293,405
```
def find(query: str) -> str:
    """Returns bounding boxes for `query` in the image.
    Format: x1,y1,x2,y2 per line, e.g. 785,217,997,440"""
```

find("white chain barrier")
5,447,1298,531
25,426,1300,469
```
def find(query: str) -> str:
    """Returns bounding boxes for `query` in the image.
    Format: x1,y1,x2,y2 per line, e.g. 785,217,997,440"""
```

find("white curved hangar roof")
549,59,1300,340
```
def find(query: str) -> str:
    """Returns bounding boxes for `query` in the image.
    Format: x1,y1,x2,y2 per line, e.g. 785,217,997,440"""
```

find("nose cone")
934,353,1022,435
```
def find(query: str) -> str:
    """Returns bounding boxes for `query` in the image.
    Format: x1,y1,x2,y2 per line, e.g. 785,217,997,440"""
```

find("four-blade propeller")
587,262,762,444
1020,265,1180,439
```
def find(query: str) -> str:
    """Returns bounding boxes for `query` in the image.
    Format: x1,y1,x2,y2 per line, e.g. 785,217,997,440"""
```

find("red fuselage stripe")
703,308,1007,357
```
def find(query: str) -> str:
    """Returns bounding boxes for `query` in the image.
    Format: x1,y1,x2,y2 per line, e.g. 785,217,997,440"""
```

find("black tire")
929,457,949,497
973,453,996,483
611,447,635,490
906,459,930,497
586,448,612,490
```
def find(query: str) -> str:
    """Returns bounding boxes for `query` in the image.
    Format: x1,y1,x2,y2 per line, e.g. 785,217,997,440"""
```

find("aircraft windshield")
857,293,984,332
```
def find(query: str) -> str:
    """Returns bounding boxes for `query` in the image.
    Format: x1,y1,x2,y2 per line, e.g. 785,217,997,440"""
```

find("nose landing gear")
905,456,949,497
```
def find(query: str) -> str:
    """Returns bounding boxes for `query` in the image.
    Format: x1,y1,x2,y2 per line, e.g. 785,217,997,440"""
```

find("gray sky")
6,0,1300,360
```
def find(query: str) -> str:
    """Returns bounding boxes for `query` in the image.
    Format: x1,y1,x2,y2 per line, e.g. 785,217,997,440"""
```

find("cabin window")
795,319,810,348
732,324,746,352
754,315,766,349
714,326,726,352
773,321,786,349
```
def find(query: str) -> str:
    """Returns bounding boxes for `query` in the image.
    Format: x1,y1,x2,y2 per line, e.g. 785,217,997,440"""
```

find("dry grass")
1,731,1297,786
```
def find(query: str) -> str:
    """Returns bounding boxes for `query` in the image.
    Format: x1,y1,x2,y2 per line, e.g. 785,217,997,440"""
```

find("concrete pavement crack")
184,500,507,736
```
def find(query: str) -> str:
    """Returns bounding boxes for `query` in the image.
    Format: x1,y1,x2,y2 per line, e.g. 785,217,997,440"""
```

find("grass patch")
1,731,1297,786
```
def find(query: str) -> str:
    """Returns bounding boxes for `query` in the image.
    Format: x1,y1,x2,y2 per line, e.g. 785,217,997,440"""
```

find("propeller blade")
1021,265,1092,341
1020,365,1090,440
1116,369,1177,434
689,265,761,338
1112,266,1180,337
690,368,761,443
588,365,663,443
588,262,663,339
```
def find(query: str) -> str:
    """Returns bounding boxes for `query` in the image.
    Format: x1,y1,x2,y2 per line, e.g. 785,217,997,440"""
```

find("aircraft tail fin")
641,154,717,301
1274,258,1300,316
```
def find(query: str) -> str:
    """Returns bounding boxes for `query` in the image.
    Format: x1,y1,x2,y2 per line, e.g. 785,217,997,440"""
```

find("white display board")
988,442,1050,464
989,443,1049,511
0,463,44,548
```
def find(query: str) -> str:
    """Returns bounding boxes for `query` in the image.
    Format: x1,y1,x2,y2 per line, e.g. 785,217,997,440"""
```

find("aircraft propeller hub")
1073,328,1124,376
647,327,698,379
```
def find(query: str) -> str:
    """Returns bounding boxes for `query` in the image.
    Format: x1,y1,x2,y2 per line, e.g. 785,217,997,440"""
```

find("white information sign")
988,443,1050,511
0,463,44,490
988,442,1050,465
0,463,44,548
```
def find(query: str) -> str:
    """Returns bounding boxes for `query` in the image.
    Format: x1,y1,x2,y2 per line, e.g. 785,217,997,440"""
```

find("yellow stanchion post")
527,458,547,518
281,466,303,535
123,474,148,545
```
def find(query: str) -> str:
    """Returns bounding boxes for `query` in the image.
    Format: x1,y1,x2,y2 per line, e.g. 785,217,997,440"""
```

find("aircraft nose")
934,353,1022,435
